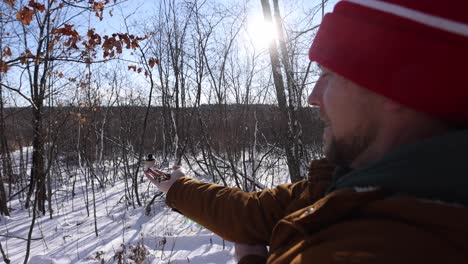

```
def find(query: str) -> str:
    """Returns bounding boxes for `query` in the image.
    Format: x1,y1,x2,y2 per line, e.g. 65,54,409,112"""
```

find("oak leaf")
93,2,105,20
53,24,79,37
148,58,160,68
93,2,104,11
48,40,56,51
0,60,8,73
28,0,45,11
16,7,34,25
87,28,95,38
3,0,15,7
3,47,12,58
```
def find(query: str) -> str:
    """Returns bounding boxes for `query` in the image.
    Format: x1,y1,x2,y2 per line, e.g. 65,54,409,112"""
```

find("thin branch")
0,82,37,109
0,234,42,241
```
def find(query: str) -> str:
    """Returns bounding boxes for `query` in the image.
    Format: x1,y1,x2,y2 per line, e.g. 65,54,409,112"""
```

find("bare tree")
260,0,303,182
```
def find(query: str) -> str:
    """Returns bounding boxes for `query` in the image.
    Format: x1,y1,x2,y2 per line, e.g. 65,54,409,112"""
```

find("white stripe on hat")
344,0,468,37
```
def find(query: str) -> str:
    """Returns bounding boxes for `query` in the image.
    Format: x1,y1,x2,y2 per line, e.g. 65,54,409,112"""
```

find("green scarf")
329,130,468,206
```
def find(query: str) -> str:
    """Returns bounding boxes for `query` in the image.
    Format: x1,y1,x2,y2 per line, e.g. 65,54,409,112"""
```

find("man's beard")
324,129,377,168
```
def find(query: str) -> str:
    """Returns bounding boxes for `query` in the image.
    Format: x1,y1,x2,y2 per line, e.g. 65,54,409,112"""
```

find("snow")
0,147,293,263
0,170,237,263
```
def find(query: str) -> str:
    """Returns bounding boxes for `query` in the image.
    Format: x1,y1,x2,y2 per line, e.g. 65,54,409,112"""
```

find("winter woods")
0,0,326,262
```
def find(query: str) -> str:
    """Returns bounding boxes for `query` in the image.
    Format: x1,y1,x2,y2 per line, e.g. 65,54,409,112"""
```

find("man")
145,0,468,263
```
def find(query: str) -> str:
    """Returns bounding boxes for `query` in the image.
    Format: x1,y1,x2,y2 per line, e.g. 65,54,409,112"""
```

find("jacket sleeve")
165,177,309,244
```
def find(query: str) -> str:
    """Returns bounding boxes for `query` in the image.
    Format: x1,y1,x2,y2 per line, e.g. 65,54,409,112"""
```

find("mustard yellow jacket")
166,158,468,263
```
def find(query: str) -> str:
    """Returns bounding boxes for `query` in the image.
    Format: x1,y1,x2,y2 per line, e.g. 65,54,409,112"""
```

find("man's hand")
234,243,268,262
144,165,186,193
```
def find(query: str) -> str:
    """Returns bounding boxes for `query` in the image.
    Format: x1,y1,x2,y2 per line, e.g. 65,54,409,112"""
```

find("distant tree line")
3,104,324,166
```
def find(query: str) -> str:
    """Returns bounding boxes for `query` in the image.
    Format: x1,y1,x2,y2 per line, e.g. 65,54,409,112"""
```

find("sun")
247,15,278,49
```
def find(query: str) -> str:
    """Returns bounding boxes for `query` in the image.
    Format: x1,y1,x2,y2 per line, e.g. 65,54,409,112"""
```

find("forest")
0,0,328,262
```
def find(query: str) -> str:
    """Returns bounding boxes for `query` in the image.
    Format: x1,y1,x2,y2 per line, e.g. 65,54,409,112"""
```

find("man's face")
308,67,382,168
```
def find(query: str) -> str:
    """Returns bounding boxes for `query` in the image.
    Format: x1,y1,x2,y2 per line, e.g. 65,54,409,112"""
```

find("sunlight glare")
247,16,278,49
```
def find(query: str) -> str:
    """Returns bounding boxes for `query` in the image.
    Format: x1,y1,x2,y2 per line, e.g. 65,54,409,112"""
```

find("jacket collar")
328,130,468,206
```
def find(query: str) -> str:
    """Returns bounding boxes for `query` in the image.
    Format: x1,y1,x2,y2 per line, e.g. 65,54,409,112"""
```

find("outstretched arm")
165,176,309,244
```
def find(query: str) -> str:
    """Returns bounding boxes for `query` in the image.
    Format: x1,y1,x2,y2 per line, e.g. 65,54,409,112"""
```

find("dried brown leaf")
28,0,45,11
3,0,15,7
148,58,155,68
16,7,34,25
0,60,8,73
3,47,12,57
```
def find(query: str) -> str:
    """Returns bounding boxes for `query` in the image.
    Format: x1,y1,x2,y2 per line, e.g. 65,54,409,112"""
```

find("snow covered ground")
0,152,292,264
0,171,238,263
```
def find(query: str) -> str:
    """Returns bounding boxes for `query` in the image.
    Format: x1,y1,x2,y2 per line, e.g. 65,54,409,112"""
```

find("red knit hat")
309,0,468,123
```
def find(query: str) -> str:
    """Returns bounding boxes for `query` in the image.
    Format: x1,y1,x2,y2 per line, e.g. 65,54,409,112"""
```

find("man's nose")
308,78,324,106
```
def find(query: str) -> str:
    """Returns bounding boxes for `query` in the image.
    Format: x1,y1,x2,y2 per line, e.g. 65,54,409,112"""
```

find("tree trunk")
0,171,9,216
0,75,11,216
26,104,47,214
260,0,302,182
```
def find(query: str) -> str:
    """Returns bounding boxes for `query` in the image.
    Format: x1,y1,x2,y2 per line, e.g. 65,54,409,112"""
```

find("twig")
145,192,164,216
0,234,42,241
0,241,10,264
